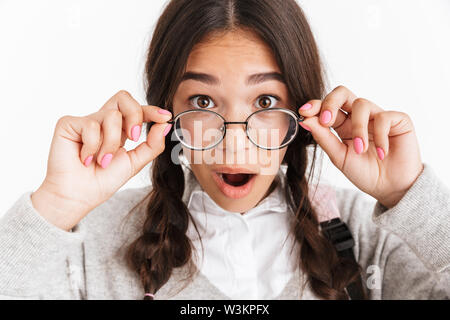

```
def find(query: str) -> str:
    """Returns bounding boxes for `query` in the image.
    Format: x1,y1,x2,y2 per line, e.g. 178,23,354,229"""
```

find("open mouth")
220,173,255,187
212,170,257,199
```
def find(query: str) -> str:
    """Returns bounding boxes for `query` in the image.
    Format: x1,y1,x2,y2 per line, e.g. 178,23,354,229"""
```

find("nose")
222,122,248,152
216,106,250,153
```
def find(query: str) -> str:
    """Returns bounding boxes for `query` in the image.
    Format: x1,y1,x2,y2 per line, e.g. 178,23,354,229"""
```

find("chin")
212,192,263,214
208,173,269,214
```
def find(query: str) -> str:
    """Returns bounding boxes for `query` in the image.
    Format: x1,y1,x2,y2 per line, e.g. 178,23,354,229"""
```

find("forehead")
185,29,281,75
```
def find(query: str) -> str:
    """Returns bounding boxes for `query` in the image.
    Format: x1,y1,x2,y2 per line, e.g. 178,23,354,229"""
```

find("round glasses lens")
174,110,225,149
247,109,297,149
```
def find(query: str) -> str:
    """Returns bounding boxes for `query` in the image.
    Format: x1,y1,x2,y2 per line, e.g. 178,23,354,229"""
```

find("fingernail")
320,110,332,124
131,125,141,142
353,137,364,154
376,147,385,160
299,103,312,111
299,122,311,132
84,155,93,167
163,123,172,137
158,109,172,115
101,153,113,168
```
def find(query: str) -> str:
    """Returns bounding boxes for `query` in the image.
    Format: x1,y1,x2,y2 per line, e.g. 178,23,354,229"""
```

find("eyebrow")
180,71,286,86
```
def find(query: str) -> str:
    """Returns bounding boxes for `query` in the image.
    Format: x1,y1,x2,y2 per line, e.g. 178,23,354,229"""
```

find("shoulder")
334,186,377,227
333,185,385,241
332,186,396,265
78,185,153,240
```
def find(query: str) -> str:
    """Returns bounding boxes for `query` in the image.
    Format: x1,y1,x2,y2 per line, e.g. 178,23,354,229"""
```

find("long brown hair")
127,0,365,300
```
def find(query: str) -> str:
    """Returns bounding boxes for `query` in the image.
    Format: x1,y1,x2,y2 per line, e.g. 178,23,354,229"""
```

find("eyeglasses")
166,107,306,151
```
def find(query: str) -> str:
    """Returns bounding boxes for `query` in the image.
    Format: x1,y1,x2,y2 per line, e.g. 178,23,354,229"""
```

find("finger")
100,90,172,142
299,99,350,131
350,98,383,154
319,85,358,127
99,90,144,142
127,123,172,176
298,99,321,116
371,111,414,160
79,118,102,166
97,110,123,168
86,112,127,148
372,112,391,160
302,116,347,169
141,105,173,124
56,116,102,167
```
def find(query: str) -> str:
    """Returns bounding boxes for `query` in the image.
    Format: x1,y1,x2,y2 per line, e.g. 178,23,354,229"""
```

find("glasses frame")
167,107,306,151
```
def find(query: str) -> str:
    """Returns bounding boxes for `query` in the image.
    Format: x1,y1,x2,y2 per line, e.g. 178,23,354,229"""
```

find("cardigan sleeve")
0,191,87,299
335,163,450,299
0,184,151,300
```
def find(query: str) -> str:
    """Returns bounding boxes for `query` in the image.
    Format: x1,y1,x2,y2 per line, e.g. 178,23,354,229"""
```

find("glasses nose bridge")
223,120,248,133
224,120,247,126
222,121,249,142
222,120,249,152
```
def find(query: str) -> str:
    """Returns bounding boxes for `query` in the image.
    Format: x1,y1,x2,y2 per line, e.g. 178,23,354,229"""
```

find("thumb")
302,116,347,169
127,122,172,175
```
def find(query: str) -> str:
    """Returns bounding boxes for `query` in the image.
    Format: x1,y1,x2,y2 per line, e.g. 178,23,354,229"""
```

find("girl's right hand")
31,90,173,231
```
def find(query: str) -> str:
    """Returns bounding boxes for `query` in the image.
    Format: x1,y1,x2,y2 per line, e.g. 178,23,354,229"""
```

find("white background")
1,0,449,216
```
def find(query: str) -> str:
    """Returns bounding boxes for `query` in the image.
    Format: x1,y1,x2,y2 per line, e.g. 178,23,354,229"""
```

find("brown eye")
258,96,274,108
189,95,215,109
196,95,211,108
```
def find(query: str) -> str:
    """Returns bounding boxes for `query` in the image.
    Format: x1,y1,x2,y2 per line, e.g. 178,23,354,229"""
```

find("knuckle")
334,85,348,92
398,111,410,121
321,97,338,109
107,109,122,117
374,112,388,122
352,97,368,107
116,90,131,99
57,115,73,125
105,110,123,123
85,118,100,131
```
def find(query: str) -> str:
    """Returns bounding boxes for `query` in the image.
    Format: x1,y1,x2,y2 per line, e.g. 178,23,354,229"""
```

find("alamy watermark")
168,122,285,176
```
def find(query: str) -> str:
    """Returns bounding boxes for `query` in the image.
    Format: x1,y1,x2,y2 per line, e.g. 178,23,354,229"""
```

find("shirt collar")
178,153,339,222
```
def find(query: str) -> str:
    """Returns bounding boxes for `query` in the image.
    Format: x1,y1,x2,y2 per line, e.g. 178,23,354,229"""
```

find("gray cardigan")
1,163,449,299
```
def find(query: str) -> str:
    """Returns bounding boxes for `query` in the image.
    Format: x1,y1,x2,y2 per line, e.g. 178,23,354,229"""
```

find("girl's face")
172,29,293,213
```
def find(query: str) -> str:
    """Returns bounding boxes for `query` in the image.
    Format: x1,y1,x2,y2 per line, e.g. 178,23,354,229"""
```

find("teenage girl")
1,0,449,300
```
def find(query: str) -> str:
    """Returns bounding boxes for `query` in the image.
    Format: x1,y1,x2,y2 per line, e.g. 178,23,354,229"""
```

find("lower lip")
211,172,257,199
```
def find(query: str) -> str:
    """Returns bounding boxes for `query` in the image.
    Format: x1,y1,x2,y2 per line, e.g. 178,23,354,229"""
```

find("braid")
127,136,196,299
284,133,365,299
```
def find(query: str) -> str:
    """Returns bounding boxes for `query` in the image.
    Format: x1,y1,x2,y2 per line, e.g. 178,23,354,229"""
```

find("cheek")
182,146,217,165
256,148,286,176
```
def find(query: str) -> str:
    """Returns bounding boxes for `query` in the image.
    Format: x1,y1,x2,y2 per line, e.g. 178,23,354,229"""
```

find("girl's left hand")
298,85,424,209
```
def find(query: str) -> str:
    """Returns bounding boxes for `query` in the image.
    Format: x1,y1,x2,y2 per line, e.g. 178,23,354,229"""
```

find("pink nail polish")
158,109,172,115
163,124,172,137
131,125,141,142
299,122,311,132
101,153,113,168
299,103,312,111
353,137,364,154
84,155,93,167
376,147,385,160
320,110,332,124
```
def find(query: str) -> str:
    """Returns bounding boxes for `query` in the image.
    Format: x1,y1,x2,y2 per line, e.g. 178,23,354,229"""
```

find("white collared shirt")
184,169,300,299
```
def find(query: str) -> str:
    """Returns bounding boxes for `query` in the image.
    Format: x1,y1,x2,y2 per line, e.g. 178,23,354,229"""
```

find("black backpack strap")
320,217,366,300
